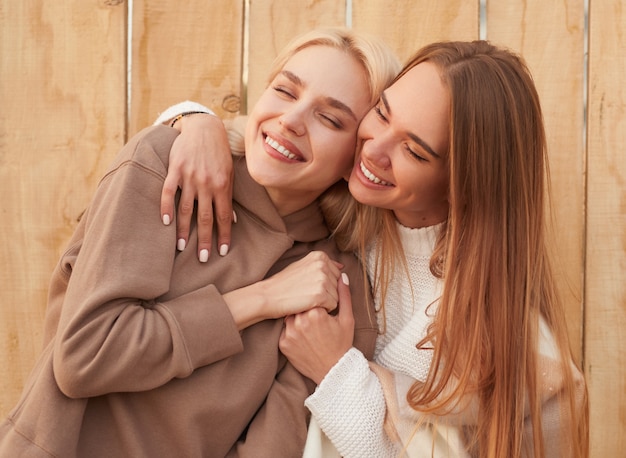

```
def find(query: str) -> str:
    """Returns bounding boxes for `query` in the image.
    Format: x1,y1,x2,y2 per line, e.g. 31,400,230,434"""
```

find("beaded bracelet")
169,111,210,128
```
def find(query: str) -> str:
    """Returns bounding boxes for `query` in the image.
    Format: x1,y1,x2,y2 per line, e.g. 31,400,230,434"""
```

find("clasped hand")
279,268,355,385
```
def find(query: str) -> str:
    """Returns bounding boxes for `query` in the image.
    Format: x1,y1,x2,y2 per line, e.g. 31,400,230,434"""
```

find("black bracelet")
169,111,210,128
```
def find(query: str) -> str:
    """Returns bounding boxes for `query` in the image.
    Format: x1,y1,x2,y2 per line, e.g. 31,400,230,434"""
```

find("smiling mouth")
360,162,391,186
265,135,298,160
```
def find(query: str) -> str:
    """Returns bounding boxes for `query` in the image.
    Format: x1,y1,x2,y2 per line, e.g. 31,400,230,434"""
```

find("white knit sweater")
304,219,586,458
305,223,443,457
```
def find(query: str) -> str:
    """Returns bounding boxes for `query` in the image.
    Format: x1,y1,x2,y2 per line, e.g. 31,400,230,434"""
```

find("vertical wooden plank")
488,0,586,364
130,0,244,132
247,0,346,110
352,0,479,63
586,0,626,455
0,0,126,417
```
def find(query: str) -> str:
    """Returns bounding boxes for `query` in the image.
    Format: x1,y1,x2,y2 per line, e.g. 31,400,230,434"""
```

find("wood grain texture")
352,0,479,63
246,0,346,110
0,0,126,416
586,0,626,454
488,0,586,364
129,0,244,132
1,2,624,454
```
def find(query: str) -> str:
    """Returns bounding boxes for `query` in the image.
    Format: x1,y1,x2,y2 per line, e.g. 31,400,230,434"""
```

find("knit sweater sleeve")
305,348,400,458
153,100,215,125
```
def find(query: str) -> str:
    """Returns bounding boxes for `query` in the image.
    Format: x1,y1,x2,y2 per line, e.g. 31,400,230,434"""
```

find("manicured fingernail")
162,214,171,225
232,210,238,224
199,249,209,263
342,273,349,285
219,244,229,256
177,238,186,251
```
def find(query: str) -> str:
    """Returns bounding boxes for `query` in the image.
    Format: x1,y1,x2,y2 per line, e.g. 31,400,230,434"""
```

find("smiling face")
348,62,451,228
244,45,371,215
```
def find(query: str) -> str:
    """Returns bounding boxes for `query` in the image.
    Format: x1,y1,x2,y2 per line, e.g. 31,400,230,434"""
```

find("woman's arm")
53,127,343,400
279,279,400,457
155,102,235,262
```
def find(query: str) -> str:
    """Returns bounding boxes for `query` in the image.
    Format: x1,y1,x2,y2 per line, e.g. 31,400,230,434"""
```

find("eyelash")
374,103,426,162
273,85,295,99
374,105,387,122
405,145,426,162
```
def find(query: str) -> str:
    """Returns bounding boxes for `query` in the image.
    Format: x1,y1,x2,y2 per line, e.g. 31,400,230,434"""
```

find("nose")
363,141,392,170
278,104,306,136
359,119,392,170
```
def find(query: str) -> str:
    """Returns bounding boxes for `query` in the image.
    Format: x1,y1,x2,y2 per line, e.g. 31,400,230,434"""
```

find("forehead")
387,62,450,155
388,62,447,107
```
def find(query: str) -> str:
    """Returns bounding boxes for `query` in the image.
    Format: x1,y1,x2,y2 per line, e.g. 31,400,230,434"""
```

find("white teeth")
360,162,390,186
265,136,296,160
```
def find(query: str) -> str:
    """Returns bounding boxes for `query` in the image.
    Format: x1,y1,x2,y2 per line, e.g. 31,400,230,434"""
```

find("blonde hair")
364,41,588,457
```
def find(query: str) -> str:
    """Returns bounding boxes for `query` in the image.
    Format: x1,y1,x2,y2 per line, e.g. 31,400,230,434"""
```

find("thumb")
337,273,355,324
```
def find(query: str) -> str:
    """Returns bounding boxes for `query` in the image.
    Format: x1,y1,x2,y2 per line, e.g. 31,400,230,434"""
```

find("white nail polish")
162,214,171,225
199,249,209,262
177,238,186,251
219,244,229,256
232,210,238,224
342,273,349,285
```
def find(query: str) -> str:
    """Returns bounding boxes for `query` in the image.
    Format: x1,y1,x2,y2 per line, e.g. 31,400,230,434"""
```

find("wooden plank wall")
0,0,623,455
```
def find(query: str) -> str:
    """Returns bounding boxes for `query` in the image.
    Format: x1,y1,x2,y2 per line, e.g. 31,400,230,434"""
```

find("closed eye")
273,85,296,99
405,144,427,162
320,114,342,129
374,104,388,123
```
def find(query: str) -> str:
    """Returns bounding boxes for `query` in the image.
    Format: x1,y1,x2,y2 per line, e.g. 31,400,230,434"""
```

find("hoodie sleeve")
52,126,243,399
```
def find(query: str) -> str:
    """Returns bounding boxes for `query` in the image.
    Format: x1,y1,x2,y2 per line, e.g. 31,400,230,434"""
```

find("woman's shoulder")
100,125,180,183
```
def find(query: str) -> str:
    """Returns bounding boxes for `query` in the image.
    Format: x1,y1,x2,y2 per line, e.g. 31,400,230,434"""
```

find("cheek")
333,138,358,173
314,129,357,168
426,172,449,202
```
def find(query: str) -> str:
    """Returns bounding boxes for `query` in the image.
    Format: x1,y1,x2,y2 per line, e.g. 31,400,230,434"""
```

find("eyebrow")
381,92,442,159
281,70,358,122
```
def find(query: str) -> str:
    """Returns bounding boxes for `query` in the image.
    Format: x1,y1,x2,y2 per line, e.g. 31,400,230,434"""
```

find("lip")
262,131,304,162
354,160,393,187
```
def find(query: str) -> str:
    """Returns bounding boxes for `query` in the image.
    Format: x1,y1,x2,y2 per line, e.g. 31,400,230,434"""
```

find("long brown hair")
329,41,588,457
391,41,588,457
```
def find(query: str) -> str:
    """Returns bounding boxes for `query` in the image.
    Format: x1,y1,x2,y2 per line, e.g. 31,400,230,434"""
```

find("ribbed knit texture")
305,223,442,458
152,101,215,126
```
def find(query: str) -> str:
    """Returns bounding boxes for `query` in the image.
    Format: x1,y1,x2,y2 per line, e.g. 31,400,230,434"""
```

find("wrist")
223,282,271,331
170,111,213,130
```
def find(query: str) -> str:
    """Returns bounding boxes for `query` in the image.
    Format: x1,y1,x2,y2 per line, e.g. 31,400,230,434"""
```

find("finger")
195,187,214,262
213,183,234,257
160,170,180,226
278,327,288,351
175,186,196,251
337,273,355,324
280,316,296,349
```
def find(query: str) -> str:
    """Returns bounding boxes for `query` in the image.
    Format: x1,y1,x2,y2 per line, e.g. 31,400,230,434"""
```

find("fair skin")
279,62,451,383
216,45,373,330
243,45,371,216
161,113,234,258
349,62,450,229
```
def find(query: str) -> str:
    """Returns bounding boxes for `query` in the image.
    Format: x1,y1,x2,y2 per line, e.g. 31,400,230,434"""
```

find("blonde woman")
0,28,400,457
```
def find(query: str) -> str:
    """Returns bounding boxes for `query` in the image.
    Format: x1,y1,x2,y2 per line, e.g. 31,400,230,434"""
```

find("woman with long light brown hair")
282,40,588,457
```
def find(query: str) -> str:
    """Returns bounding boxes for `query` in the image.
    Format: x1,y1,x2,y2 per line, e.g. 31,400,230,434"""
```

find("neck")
266,188,318,216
